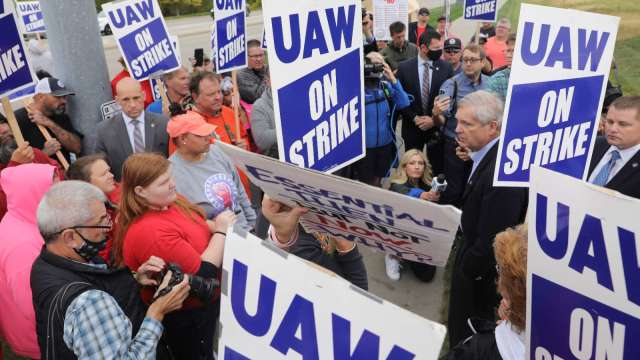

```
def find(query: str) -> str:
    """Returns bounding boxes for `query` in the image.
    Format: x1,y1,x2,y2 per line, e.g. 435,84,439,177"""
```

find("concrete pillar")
39,0,112,154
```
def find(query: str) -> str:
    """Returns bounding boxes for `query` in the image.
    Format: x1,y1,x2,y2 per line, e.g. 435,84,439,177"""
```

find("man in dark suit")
447,91,528,347
397,29,452,174
94,78,169,180
587,96,640,199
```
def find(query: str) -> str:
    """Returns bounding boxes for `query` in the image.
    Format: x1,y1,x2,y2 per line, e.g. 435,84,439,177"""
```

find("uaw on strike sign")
0,12,36,98
527,166,640,359
262,0,365,172
494,4,619,187
213,0,247,72
103,0,180,81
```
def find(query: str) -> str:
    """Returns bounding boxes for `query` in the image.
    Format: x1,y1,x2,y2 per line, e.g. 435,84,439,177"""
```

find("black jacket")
459,143,528,280
440,319,502,360
408,22,436,45
587,136,640,199
397,57,453,121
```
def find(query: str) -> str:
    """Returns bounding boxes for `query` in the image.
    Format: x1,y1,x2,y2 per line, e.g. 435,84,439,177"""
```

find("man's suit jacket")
397,56,453,122
588,136,640,199
458,143,528,280
94,111,169,180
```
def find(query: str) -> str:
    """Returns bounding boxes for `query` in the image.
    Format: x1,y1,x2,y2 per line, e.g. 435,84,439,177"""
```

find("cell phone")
194,48,204,67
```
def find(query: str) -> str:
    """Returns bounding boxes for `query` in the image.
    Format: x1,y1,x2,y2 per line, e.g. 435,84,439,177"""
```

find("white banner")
372,0,408,41
218,225,447,359
527,166,640,359
218,143,461,266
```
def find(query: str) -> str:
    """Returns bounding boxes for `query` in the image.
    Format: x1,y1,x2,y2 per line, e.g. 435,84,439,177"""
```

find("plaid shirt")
487,67,511,102
63,289,163,359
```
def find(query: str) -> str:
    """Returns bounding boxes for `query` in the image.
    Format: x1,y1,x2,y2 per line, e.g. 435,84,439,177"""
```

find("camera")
153,263,219,304
364,63,384,78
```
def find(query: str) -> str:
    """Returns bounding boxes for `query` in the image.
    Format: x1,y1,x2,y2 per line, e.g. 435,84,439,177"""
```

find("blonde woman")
385,149,439,281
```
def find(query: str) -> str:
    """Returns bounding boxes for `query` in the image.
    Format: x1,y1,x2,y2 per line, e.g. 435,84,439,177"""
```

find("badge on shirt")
204,173,238,217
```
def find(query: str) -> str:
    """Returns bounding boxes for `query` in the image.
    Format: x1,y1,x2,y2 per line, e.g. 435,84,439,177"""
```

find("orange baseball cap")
167,112,217,138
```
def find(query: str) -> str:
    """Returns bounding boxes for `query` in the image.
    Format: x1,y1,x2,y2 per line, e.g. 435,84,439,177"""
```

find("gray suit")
94,111,169,180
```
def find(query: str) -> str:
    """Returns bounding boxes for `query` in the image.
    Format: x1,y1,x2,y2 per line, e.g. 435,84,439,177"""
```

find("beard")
0,137,17,165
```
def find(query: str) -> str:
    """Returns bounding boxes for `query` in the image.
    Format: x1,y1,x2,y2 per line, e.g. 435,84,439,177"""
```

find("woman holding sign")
115,153,235,360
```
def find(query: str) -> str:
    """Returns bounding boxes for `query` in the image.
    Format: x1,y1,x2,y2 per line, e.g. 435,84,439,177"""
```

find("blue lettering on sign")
535,193,640,305
118,18,178,80
107,0,155,29
464,0,497,21
271,5,355,64
216,0,243,11
229,259,415,359
530,275,639,359
521,22,610,72
0,14,34,98
498,76,602,183
277,49,362,171
216,11,246,72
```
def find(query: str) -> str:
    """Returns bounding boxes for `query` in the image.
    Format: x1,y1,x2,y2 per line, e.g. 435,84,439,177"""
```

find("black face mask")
73,229,108,262
427,49,443,61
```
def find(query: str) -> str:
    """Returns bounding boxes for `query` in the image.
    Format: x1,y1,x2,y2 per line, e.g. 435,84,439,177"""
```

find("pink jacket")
0,164,55,359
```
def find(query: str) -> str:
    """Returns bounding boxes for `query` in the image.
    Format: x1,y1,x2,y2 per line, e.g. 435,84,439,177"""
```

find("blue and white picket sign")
8,84,35,102
218,142,461,266
493,4,619,187
262,0,366,172
0,12,36,98
213,0,247,73
218,224,447,359
0,0,7,15
261,27,266,49
463,0,497,22
102,0,179,81
527,166,640,359
16,1,45,33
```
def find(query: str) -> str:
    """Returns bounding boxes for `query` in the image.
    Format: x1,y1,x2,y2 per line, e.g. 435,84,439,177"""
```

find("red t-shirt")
484,37,508,70
123,204,213,307
416,25,426,46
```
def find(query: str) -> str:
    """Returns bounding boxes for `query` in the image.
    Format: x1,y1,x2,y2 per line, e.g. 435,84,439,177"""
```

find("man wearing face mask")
30,181,189,359
14,77,83,162
397,29,452,174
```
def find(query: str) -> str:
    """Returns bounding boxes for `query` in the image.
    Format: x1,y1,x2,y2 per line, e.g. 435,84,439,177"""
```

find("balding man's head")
115,77,145,119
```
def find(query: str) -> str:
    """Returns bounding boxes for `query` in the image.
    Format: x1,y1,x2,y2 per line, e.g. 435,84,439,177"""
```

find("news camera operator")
351,52,410,187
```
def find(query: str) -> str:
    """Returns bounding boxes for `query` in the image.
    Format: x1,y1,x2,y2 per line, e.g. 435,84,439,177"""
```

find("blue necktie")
592,150,621,186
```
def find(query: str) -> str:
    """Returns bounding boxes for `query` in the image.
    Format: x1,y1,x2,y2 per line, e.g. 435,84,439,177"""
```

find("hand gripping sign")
218,142,461,267
102,0,180,81
494,4,619,187
218,224,447,359
527,166,640,359
213,0,247,73
262,0,366,172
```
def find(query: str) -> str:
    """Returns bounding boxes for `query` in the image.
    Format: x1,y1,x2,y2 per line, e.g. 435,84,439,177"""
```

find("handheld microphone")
431,174,448,193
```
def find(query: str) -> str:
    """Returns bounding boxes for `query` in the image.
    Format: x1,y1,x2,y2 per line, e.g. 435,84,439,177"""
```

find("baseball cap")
438,15,447,22
35,77,75,97
167,112,217,138
444,38,462,51
418,7,430,16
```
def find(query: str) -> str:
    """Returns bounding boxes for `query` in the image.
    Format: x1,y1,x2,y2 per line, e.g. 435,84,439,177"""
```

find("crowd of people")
0,4,637,360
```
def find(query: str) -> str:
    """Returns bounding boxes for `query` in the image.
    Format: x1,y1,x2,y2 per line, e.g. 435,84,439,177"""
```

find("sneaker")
385,254,402,281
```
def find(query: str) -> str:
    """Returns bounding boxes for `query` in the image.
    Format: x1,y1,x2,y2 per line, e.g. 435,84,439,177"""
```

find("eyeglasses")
462,58,482,64
54,215,113,235
248,54,264,59
445,50,460,54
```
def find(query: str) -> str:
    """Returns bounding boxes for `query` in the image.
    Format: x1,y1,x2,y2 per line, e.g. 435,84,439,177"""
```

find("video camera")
364,62,384,79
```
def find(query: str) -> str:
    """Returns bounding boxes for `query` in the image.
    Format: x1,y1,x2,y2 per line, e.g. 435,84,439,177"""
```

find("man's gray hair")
458,90,504,127
37,181,106,242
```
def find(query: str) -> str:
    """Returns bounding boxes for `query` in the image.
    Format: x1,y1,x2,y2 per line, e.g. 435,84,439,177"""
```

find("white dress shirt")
588,143,640,184
122,112,146,152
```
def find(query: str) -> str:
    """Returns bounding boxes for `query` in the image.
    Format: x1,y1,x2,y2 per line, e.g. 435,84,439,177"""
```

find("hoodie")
0,164,56,359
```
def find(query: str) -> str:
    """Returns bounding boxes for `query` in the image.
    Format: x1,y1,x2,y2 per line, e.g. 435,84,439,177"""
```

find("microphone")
431,174,448,193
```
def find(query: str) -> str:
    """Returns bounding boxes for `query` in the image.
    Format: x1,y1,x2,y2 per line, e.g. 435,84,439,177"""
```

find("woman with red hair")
115,152,234,360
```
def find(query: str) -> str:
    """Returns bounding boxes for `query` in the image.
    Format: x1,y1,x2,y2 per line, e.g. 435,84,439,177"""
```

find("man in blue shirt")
433,44,489,207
